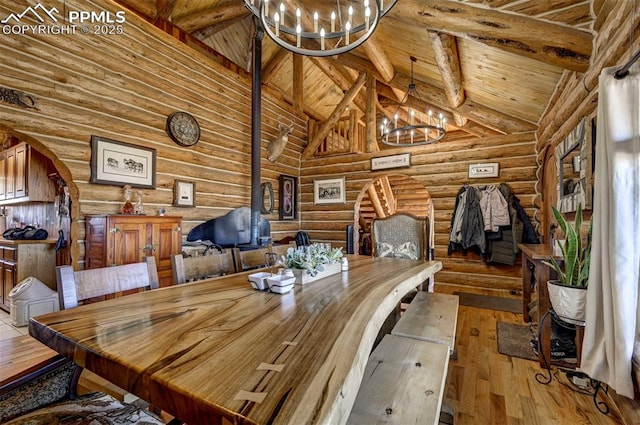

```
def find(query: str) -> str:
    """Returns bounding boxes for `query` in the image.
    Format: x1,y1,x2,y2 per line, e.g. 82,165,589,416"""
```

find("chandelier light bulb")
345,21,351,45
313,11,318,32
296,8,301,27
264,0,269,16
296,24,301,47
331,11,336,32
320,28,326,50
274,12,280,36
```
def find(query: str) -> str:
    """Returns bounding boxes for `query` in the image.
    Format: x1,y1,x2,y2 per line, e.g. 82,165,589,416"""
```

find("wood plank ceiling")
115,0,599,145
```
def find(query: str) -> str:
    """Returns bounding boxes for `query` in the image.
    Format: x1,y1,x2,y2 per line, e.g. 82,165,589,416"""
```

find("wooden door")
150,219,181,287
2,261,16,312
14,144,27,198
0,156,6,200
111,220,146,266
5,147,15,200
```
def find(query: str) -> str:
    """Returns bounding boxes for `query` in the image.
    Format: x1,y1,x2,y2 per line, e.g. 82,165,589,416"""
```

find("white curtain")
581,63,640,399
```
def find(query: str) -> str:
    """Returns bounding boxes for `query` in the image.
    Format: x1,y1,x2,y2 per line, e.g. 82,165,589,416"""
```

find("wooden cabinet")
0,142,55,204
85,215,182,287
0,241,56,312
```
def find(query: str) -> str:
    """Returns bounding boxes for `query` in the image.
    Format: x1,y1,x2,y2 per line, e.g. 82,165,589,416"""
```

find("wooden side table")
518,243,563,367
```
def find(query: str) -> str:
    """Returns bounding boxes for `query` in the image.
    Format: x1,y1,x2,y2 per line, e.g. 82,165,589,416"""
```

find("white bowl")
248,272,272,291
266,275,296,294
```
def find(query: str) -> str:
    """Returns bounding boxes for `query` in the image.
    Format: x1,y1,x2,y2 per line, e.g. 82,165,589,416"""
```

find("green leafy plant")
282,244,343,276
545,204,592,287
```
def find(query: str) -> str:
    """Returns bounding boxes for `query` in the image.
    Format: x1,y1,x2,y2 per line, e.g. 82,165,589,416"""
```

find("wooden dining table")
29,255,442,425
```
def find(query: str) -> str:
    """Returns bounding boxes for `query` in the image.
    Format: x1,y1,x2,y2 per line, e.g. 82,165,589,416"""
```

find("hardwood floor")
436,285,624,425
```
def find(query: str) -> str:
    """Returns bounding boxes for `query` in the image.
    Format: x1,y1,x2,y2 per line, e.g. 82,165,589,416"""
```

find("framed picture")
90,135,156,188
174,180,196,207
279,174,297,220
468,162,499,179
314,177,346,205
371,153,411,171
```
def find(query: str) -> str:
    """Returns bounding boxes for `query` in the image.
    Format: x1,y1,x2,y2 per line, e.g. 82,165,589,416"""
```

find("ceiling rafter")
173,3,250,33
393,0,592,71
427,30,467,127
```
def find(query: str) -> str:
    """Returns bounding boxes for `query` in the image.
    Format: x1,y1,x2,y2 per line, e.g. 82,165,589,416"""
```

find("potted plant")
544,204,592,325
282,244,343,284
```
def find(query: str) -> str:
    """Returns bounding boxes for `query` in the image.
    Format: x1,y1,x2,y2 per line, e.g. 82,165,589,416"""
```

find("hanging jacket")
479,185,511,232
512,194,540,244
461,186,486,253
449,188,468,244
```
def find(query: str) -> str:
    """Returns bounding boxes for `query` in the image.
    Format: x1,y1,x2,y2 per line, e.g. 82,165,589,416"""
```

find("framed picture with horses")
90,135,156,188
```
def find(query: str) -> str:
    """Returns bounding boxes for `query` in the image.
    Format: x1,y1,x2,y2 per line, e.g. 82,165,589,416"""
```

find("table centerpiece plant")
281,244,343,283
543,204,592,325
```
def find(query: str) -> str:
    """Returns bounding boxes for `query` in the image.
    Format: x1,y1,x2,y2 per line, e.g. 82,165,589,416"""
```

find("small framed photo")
173,180,196,207
468,162,499,179
279,174,297,220
314,177,346,205
90,135,156,188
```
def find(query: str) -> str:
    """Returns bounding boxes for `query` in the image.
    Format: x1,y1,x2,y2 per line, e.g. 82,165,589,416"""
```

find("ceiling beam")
174,3,250,33
390,72,535,133
365,73,379,153
303,73,367,159
262,49,289,83
154,0,177,22
333,52,532,133
393,0,592,71
427,31,467,127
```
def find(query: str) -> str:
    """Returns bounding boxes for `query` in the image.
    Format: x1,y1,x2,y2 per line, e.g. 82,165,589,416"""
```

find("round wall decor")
166,112,200,147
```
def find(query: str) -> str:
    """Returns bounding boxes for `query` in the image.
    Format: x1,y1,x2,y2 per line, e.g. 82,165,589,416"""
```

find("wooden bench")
347,291,459,425
392,291,459,352
0,335,59,388
347,334,451,425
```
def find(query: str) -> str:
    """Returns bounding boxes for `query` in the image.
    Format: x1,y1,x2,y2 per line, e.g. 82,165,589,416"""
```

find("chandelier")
381,56,447,146
243,0,396,57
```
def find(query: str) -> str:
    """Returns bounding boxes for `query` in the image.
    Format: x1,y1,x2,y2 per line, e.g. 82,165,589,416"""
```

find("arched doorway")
353,174,432,255
0,124,79,267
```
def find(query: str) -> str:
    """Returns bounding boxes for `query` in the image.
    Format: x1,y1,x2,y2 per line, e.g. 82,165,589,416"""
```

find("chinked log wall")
301,132,538,292
0,0,306,268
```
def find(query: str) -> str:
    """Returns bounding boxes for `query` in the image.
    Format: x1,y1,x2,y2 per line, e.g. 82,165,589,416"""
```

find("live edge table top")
29,256,442,425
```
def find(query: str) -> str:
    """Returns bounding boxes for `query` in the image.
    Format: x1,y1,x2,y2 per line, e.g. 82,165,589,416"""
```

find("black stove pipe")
250,23,264,247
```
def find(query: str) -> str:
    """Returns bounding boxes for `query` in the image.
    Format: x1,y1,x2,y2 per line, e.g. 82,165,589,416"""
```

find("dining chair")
57,256,160,309
233,242,296,272
371,212,430,261
171,250,236,284
1,258,169,424
371,212,431,348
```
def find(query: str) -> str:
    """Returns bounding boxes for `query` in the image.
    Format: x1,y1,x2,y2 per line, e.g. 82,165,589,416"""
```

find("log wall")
534,1,640,239
0,0,306,268
300,133,539,292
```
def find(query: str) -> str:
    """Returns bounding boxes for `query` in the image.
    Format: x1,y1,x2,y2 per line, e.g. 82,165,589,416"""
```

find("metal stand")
534,309,610,415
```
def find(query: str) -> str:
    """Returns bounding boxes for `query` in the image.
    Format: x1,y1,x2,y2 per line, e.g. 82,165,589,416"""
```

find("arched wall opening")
353,174,432,255
0,124,79,268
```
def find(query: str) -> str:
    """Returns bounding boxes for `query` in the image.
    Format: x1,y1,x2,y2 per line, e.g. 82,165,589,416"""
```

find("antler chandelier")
243,0,396,57
381,56,447,147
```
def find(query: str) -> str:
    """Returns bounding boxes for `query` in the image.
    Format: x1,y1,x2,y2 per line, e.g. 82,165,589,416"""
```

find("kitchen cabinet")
85,215,182,287
0,142,56,204
0,240,56,312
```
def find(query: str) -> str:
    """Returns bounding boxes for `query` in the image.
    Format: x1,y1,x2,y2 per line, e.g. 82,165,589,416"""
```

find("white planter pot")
288,263,342,285
547,280,587,325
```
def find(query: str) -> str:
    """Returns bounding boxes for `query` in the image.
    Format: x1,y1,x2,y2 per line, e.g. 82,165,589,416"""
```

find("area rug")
496,321,537,361
454,292,521,313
